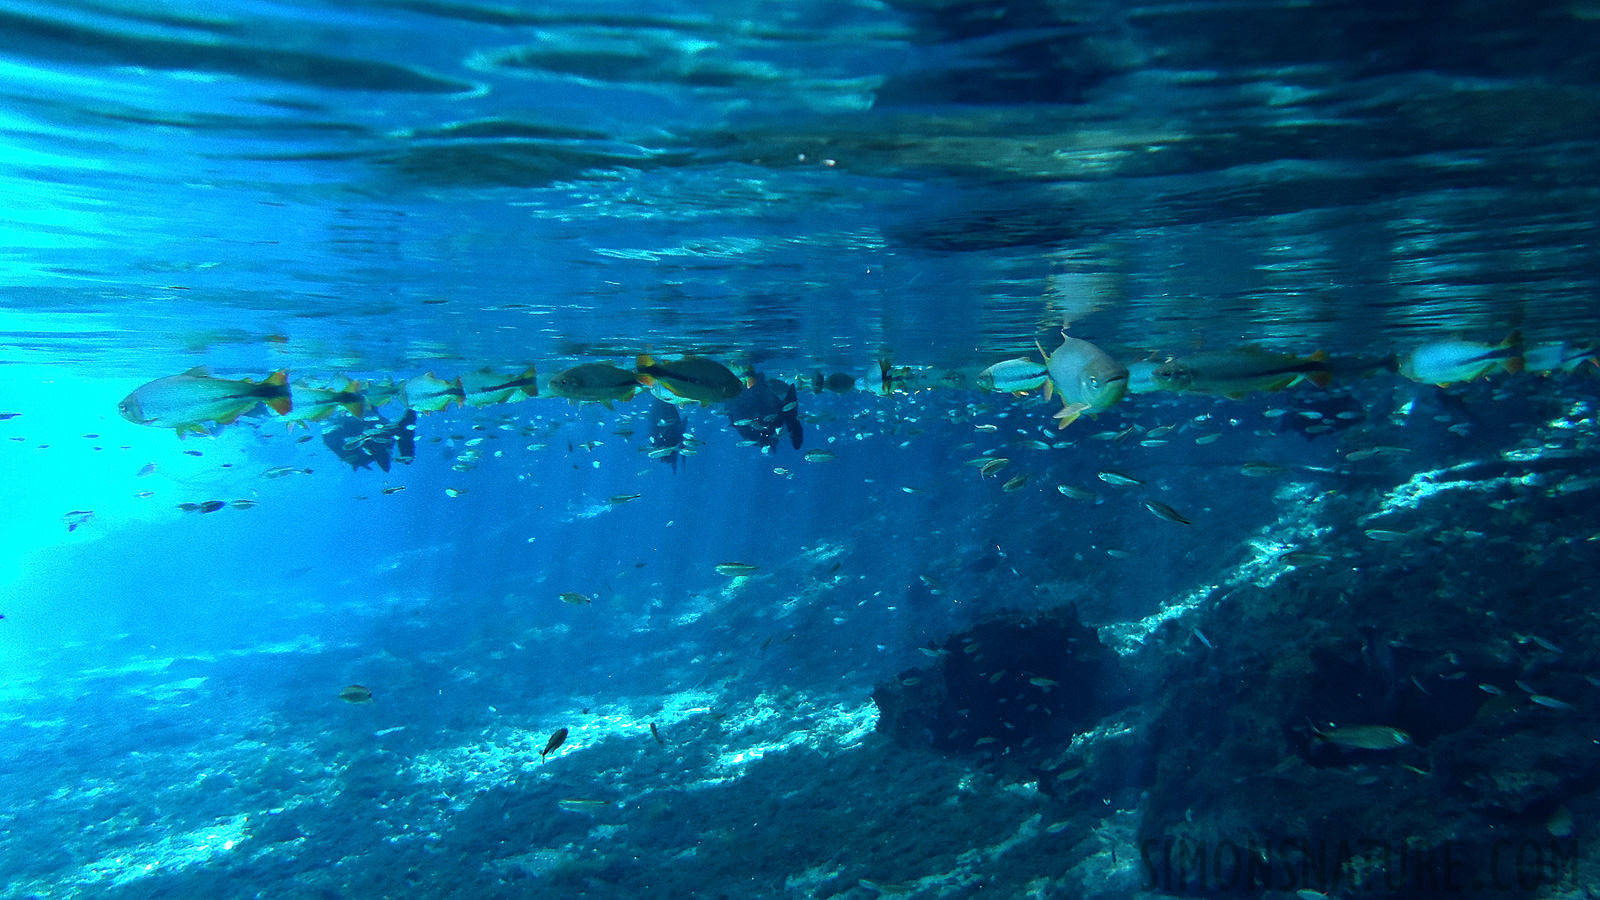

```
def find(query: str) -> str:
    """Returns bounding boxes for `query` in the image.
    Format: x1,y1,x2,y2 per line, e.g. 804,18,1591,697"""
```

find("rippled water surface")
5,0,1600,372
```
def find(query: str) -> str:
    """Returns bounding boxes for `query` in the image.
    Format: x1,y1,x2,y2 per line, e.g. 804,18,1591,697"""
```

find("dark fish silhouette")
646,397,687,470
322,409,418,472
542,727,569,762
339,685,373,704
726,373,803,453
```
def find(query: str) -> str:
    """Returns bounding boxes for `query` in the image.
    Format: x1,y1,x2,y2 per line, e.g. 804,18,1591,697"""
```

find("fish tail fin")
1304,350,1333,388
637,354,655,372
519,365,539,398
341,380,371,417
1500,330,1526,374
1034,342,1054,402
262,370,294,415
878,357,892,395
1496,330,1526,373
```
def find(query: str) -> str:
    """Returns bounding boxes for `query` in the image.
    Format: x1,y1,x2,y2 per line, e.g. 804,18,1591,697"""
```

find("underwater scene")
5,0,1600,898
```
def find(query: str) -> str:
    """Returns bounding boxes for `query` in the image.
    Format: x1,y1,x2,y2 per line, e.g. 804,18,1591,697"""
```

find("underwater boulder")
873,607,1134,756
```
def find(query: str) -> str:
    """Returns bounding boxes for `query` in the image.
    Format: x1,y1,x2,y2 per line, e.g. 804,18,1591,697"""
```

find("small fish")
650,722,665,745
1191,626,1213,649
1364,529,1409,542
339,685,373,704
557,799,613,813
381,485,406,495
559,592,592,605
1311,723,1410,750
1478,683,1504,695
715,562,759,577
1280,551,1333,566
979,458,1010,477
228,499,258,510
1239,461,1287,477
1399,332,1524,385
198,500,225,513
636,355,743,405
119,368,292,434
63,510,94,532
1028,677,1059,689
136,463,157,477
803,450,838,463
444,488,467,497
977,357,1050,394
541,727,569,761
974,423,999,433
262,465,311,479
1001,475,1030,492
1097,471,1141,486
608,494,642,505
1142,499,1190,525
1519,633,1563,653
1530,695,1575,710
1056,485,1094,500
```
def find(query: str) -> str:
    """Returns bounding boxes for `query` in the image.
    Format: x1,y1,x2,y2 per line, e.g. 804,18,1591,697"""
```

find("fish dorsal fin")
182,366,212,377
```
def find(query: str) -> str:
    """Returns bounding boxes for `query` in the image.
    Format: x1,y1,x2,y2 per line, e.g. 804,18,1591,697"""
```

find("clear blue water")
3,1,1600,898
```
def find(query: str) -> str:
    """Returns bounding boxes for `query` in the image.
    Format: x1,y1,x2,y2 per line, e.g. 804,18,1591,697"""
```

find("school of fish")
116,331,1592,443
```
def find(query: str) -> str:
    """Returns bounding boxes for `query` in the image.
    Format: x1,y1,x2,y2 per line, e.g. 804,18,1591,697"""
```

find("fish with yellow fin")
1039,334,1128,429
1398,332,1523,386
1151,347,1332,398
636,355,743,405
1525,342,1598,375
459,366,539,406
283,378,369,427
400,372,464,413
119,368,292,435
977,357,1050,394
